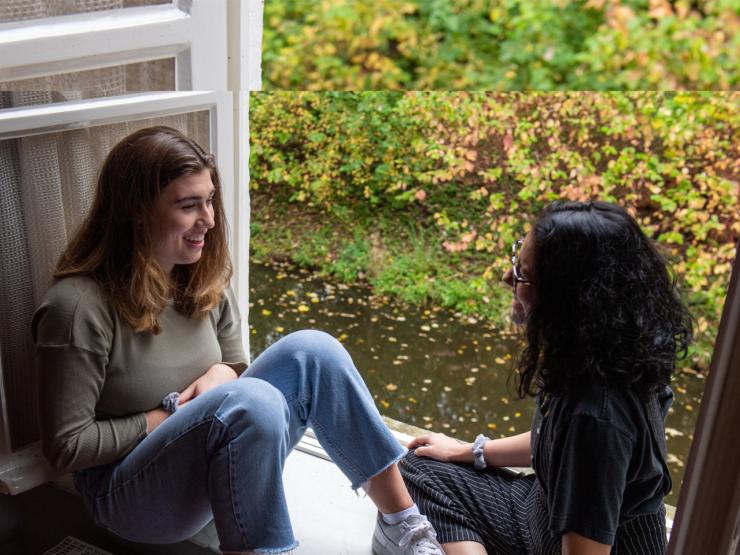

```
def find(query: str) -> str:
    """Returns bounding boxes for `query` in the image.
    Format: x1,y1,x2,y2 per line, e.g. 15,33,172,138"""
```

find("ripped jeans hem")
221,539,299,554
354,447,407,493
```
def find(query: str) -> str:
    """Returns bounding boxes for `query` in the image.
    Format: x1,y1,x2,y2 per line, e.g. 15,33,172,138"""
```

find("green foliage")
334,234,370,281
262,0,738,90
249,91,740,372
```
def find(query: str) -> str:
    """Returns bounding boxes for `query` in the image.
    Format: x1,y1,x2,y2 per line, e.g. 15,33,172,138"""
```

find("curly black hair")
515,200,694,399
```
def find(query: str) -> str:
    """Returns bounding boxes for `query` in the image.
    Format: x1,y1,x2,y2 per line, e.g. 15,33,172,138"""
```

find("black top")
530,379,672,546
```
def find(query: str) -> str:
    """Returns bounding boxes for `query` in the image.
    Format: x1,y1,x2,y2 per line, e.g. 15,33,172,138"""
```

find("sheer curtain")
0,103,209,449
0,0,170,23
0,59,176,99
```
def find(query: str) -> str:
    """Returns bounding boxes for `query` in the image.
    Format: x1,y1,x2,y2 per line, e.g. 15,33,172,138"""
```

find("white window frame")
0,90,253,494
0,0,228,90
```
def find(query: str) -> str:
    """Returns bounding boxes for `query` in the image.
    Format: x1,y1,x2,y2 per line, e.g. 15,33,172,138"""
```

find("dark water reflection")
249,259,706,506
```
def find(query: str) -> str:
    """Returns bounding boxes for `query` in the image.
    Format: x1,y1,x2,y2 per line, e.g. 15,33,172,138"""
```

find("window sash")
0,0,227,90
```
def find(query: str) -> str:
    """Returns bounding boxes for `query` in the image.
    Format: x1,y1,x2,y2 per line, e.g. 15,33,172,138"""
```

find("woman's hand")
178,363,238,407
408,432,474,464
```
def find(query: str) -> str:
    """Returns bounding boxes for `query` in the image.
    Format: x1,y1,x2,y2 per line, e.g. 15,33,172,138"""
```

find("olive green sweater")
32,276,248,474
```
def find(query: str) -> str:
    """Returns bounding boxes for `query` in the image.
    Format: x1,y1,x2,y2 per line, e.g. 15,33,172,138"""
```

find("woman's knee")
280,329,356,375
399,450,420,473
399,450,447,481
216,378,289,440
282,329,345,357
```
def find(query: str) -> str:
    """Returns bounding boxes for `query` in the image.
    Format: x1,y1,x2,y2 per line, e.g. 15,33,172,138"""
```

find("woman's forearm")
484,431,532,468
446,430,532,468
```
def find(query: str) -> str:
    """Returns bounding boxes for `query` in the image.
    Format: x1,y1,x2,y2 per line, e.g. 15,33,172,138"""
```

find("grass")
249,197,511,324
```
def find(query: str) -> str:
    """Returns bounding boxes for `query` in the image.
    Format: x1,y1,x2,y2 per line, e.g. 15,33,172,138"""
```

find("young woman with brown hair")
33,126,443,555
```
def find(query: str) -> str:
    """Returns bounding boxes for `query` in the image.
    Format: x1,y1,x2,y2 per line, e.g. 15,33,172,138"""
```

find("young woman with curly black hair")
399,200,693,554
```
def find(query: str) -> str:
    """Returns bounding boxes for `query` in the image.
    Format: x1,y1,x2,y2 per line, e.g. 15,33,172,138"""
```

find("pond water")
249,258,707,506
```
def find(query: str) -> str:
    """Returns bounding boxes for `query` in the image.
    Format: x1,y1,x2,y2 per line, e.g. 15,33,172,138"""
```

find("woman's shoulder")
45,274,103,298
209,283,239,319
556,379,646,439
33,275,115,351
40,275,110,312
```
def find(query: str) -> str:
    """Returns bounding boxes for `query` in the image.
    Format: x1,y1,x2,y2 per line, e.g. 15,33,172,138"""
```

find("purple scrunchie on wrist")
161,392,180,413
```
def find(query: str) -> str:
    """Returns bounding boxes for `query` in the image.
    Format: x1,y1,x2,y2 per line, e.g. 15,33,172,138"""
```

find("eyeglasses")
511,239,532,285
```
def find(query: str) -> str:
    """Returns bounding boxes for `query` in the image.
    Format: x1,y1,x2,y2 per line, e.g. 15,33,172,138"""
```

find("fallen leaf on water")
275,326,284,333
487,423,497,430
261,309,272,316
297,304,310,312
465,377,477,386
495,357,506,364
386,383,398,391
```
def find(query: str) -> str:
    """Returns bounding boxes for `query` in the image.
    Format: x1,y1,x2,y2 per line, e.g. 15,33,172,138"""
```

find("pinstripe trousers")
399,451,667,554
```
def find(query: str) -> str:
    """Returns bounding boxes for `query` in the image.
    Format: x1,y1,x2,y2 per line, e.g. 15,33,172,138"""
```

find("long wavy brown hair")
55,126,232,334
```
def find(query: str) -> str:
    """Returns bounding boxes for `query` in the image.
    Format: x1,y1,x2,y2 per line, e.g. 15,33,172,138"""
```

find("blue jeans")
74,330,405,553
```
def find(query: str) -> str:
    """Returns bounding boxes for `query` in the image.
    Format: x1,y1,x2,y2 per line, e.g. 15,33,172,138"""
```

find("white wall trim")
231,0,264,91
235,91,251,359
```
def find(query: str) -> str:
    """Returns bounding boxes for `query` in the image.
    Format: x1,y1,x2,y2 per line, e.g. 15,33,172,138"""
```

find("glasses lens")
511,240,524,282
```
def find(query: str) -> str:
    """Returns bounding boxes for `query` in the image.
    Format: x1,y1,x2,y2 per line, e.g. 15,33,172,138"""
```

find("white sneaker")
372,512,445,555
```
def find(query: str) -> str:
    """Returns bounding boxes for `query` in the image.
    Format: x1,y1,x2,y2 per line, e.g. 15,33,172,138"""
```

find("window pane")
0,0,171,23
0,58,176,100
0,109,209,449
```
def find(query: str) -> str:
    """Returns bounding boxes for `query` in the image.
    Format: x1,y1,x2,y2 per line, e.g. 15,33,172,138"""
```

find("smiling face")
150,169,216,274
502,230,535,325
